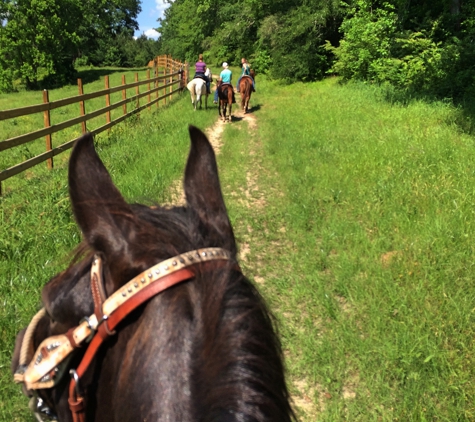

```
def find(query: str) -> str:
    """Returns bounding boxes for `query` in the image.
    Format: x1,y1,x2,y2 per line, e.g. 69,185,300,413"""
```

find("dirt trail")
166,107,315,420
167,108,255,206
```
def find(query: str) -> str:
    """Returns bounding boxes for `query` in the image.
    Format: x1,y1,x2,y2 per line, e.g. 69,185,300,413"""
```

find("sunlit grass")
217,77,475,420
3,73,475,421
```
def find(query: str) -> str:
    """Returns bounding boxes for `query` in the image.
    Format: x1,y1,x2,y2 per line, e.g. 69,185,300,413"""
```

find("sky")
134,0,171,39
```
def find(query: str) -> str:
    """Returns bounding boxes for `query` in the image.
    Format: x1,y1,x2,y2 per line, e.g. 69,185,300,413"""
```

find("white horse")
187,77,208,110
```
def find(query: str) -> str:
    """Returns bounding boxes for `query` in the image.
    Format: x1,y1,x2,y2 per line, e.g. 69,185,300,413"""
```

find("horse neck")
92,291,196,421
78,271,292,422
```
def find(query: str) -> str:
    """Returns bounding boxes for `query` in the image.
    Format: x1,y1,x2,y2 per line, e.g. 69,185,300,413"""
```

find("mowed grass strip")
217,77,475,420
0,93,218,421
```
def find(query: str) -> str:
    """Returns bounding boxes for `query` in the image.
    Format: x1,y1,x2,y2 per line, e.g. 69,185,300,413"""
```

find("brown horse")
217,81,235,122
11,127,295,422
239,70,255,113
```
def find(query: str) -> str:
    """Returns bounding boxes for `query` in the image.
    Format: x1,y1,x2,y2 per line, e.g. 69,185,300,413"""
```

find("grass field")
0,66,180,182
2,73,475,420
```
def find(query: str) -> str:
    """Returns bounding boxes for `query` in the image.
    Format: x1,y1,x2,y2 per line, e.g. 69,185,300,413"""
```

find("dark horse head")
12,126,295,421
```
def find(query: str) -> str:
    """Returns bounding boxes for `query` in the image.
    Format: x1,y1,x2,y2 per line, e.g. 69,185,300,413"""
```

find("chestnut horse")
239,70,256,113
12,127,295,422
217,82,234,122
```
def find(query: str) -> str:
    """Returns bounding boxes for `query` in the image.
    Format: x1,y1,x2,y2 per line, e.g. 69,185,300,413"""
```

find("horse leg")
228,92,233,121
219,101,223,120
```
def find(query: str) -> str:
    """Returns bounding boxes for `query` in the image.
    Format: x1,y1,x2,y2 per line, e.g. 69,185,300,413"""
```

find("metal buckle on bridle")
79,316,97,343
69,369,82,398
29,392,58,421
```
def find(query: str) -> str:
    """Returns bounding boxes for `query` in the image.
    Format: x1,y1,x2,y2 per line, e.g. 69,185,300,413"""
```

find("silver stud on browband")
122,292,127,297
134,282,138,288
202,252,207,257
164,265,169,270
148,273,152,278
141,278,146,284
172,260,177,266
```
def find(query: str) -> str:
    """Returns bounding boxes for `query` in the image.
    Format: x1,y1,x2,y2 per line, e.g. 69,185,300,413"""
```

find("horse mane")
124,204,295,420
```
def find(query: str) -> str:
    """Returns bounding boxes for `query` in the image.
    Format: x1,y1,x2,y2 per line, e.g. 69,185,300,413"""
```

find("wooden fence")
0,55,190,195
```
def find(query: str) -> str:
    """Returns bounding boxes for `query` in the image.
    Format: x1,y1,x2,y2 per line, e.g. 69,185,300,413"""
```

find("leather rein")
14,247,234,422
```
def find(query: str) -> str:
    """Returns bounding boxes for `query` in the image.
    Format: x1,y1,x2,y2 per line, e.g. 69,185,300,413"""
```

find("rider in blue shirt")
214,62,232,103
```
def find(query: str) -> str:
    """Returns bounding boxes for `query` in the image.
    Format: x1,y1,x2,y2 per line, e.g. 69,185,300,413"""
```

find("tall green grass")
0,93,218,421
221,77,475,420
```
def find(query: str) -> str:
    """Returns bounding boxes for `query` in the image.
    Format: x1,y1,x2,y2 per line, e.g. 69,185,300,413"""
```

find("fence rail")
0,55,190,195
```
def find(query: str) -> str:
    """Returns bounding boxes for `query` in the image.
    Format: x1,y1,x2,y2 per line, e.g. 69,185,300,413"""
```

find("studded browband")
14,247,234,395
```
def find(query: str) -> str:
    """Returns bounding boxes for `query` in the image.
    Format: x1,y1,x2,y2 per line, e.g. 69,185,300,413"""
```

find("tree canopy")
0,0,160,91
158,0,344,80
157,0,475,99
2,0,475,99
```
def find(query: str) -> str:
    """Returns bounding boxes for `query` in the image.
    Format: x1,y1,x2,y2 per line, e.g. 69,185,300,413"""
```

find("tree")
0,0,141,90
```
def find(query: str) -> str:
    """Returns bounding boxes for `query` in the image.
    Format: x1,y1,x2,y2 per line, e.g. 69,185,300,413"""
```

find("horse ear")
68,133,134,258
184,125,236,254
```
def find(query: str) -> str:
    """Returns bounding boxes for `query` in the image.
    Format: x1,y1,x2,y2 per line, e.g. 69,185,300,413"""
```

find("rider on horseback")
236,58,255,93
194,54,211,94
214,62,234,104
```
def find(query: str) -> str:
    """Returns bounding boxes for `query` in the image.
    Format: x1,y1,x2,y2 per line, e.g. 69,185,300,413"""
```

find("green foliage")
0,0,149,91
330,0,475,99
329,3,398,81
159,0,344,79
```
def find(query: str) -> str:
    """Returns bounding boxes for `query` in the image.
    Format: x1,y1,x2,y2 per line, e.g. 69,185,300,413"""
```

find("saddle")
241,75,254,82
193,74,208,82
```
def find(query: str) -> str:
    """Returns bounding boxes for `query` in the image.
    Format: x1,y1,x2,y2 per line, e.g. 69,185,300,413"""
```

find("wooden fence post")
147,69,151,110
169,65,173,100
43,89,53,169
105,76,111,132
155,72,159,109
135,73,140,109
77,79,87,134
163,68,167,106
122,75,127,116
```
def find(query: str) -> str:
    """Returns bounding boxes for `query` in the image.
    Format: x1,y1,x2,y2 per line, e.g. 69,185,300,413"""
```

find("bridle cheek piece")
14,247,234,422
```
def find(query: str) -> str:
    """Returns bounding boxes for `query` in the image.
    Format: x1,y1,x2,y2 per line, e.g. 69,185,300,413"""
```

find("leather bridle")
14,247,235,422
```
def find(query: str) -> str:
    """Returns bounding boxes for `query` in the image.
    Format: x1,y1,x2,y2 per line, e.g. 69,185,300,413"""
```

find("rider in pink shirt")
194,54,210,94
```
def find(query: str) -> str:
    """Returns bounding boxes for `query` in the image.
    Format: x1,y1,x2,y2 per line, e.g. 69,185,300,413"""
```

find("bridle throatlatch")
14,247,234,422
